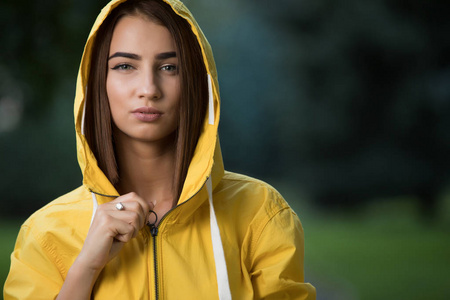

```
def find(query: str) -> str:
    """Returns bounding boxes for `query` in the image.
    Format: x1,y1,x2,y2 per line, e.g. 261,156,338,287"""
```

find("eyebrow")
108,51,177,61
155,51,177,60
108,52,141,60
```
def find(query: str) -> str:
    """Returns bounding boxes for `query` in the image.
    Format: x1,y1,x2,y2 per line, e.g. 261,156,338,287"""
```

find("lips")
132,107,163,122
132,107,162,114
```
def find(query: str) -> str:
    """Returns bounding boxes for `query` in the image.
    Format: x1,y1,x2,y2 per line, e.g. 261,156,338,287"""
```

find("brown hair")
84,0,208,203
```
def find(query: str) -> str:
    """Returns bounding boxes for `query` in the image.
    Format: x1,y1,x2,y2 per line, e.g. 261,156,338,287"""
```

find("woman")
4,0,316,299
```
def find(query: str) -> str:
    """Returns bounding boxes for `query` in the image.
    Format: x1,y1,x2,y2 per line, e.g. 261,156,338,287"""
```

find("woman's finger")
108,201,145,229
110,192,153,227
111,219,135,243
109,210,147,238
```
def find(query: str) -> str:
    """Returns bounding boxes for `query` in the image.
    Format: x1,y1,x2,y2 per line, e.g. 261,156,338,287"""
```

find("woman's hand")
77,192,152,271
57,192,151,300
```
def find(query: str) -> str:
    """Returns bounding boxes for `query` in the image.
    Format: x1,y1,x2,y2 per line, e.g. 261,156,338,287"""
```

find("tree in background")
266,0,450,217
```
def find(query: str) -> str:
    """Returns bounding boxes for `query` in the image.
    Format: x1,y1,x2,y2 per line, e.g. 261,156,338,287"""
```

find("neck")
114,133,177,207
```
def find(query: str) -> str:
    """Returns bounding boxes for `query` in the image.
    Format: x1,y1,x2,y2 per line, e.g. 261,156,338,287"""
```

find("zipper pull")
150,225,158,237
147,220,158,237
147,210,159,237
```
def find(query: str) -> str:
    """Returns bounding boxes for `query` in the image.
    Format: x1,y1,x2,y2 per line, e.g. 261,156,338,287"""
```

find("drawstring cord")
206,177,232,299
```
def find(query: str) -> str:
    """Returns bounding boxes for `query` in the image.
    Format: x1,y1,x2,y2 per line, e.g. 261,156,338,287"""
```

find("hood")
73,0,224,205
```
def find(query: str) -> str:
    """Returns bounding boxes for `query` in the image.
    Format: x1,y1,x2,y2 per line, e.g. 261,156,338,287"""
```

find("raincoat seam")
250,206,291,259
25,224,66,280
221,176,281,191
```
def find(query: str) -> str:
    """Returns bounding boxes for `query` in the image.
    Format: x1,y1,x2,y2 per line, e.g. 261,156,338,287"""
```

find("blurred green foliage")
1,218,23,293
0,0,109,215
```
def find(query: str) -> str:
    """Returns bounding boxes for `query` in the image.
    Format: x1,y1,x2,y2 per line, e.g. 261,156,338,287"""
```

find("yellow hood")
73,0,223,205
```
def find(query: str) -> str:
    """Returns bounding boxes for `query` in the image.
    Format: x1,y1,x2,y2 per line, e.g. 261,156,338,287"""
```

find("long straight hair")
84,0,208,203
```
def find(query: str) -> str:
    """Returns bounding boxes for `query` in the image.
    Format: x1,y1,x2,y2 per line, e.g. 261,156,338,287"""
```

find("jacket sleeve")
4,224,63,300
249,207,316,300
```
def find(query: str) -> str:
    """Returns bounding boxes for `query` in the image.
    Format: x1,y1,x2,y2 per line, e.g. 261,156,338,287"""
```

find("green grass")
304,217,450,299
289,195,450,300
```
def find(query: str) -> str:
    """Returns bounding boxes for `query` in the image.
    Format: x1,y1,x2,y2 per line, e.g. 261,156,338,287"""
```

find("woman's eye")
111,64,133,71
161,65,178,72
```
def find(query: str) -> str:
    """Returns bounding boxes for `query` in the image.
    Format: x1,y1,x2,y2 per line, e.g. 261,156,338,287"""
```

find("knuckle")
127,201,139,210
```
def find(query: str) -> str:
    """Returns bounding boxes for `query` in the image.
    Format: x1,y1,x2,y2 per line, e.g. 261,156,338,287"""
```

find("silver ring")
115,202,125,211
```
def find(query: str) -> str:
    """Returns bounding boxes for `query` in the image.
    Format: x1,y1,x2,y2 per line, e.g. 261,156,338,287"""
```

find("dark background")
1,0,450,298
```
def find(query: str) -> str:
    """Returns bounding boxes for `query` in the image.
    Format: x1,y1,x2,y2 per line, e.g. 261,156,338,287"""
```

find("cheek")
106,77,117,102
106,77,125,113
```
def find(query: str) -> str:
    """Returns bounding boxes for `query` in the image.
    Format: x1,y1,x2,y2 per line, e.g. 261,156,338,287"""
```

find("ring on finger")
115,202,125,211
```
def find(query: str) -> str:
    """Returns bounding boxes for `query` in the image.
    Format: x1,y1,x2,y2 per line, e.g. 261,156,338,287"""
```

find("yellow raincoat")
4,0,316,299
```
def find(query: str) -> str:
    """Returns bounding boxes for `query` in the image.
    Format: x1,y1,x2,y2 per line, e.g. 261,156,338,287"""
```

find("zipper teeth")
148,177,210,300
153,234,159,300
148,202,187,300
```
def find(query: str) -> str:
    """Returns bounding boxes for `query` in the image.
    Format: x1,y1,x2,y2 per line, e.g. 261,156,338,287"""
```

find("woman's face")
107,15,180,145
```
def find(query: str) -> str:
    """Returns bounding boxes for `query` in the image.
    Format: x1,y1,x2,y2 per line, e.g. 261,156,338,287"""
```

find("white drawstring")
90,192,98,225
207,177,232,299
208,74,214,125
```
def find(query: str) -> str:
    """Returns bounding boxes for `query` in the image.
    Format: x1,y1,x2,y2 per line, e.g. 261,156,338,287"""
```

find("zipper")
147,206,180,300
150,224,159,300
146,177,209,300
146,204,184,300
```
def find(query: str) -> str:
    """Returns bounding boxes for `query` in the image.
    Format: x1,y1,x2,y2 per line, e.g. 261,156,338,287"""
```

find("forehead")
109,15,175,54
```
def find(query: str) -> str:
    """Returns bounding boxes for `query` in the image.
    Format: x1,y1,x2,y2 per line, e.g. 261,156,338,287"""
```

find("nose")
138,70,161,100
